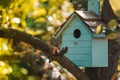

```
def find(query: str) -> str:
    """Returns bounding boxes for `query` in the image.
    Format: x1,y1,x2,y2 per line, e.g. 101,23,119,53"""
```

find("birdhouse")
53,0,108,67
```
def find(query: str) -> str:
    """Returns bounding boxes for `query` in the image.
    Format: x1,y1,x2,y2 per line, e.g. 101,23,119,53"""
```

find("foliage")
0,0,74,80
110,0,120,17
0,0,120,79
96,0,120,39
0,0,74,39
96,24,102,34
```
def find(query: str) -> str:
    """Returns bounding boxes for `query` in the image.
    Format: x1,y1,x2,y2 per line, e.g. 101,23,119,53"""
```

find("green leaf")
96,24,102,34
108,19,117,28
106,33,119,39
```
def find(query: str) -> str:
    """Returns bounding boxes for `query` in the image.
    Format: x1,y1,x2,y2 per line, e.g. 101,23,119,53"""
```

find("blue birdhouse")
53,0,108,67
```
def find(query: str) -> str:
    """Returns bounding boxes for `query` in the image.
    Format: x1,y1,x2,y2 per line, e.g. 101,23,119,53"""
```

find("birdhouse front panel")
61,16,93,67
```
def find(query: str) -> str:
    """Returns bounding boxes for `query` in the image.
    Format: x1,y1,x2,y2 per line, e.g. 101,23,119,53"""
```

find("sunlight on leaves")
12,17,21,24
110,0,120,17
0,61,12,75
0,74,8,80
96,24,102,34
35,17,46,23
26,29,44,36
39,0,47,3
32,8,47,17
21,68,28,75
110,0,120,11
27,76,36,80
0,61,6,67
0,0,74,80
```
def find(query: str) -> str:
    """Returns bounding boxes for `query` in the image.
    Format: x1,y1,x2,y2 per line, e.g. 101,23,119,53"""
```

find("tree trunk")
85,0,120,80
101,0,118,23
85,39,119,80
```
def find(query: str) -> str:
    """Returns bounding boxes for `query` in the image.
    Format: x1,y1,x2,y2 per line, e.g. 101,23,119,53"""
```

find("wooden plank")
62,33,92,41
65,47,91,55
65,54,91,61
62,40,91,47
69,18,82,26
63,26,90,34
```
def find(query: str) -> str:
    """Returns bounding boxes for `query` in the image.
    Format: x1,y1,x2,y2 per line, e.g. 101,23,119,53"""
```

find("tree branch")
0,54,22,61
0,28,89,80
101,0,119,23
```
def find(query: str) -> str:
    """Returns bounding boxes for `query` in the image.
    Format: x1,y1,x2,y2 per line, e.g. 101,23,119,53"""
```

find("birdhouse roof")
54,10,108,38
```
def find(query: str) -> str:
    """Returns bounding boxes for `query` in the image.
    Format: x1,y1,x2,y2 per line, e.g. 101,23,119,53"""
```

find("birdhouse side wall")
92,38,108,67
61,16,93,67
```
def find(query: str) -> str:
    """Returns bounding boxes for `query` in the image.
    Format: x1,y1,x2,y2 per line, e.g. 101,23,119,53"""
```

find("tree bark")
85,39,119,80
101,0,118,23
0,28,89,80
85,0,120,80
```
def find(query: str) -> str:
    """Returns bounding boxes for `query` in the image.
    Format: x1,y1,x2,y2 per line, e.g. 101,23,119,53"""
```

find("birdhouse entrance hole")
73,29,81,38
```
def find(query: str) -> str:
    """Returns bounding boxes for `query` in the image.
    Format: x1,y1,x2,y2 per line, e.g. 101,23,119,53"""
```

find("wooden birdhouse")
53,0,108,67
